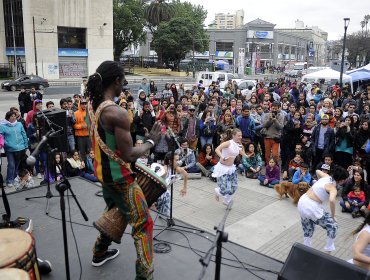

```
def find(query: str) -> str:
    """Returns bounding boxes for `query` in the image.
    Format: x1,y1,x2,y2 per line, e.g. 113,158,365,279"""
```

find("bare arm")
316,170,329,179
101,106,160,162
176,166,188,196
215,141,230,159
326,184,338,219
353,231,370,265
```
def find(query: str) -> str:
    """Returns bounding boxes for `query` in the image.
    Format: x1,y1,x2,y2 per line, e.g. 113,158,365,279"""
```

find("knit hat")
321,164,330,171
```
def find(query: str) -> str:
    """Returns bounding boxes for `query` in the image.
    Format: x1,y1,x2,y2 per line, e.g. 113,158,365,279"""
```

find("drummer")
156,151,188,216
87,61,161,279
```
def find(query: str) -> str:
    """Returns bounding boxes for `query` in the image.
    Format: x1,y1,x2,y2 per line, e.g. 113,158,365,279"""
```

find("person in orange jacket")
73,99,90,160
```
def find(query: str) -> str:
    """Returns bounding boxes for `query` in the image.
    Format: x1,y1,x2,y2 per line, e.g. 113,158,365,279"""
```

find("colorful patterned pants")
301,212,338,239
93,180,154,280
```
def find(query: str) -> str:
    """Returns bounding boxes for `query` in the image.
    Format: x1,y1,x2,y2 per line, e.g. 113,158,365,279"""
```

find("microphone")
26,130,54,166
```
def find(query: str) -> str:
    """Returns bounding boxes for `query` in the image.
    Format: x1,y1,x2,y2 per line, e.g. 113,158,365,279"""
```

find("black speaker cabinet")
279,243,370,280
36,108,68,153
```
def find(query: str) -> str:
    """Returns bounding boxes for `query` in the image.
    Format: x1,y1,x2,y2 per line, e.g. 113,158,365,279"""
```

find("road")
0,82,171,116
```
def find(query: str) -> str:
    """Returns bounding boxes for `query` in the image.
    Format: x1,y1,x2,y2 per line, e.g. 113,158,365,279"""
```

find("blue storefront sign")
58,48,88,57
255,31,268,39
6,47,25,56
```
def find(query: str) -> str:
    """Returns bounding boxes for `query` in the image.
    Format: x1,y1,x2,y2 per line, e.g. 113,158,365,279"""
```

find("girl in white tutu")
213,128,247,206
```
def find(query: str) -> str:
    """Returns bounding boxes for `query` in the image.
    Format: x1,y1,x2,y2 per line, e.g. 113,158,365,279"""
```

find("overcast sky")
184,0,370,40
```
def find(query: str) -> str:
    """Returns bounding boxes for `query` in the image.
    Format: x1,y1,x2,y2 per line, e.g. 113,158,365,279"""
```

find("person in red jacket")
25,99,42,127
347,186,366,218
196,144,218,177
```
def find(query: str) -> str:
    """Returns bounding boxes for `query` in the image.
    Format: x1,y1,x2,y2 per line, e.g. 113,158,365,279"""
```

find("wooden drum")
0,229,40,280
94,162,167,244
0,268,30,280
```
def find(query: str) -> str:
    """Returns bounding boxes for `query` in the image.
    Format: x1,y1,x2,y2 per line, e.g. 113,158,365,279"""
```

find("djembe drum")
94,162,167,243
0,229,40,280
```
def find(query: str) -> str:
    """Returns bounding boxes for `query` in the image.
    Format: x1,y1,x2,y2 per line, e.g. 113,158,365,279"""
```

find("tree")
151,17,209,71
144,0,175,32
113,0,147,61
344,31,370,66
365,15,370,37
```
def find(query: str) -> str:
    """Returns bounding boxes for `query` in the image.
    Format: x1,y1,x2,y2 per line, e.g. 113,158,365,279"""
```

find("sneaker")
40,180,47,185
17,217,33,233
352,212,357,218
7,183,14,188
92,249,120,267
37,173,43,179
37,258,52,275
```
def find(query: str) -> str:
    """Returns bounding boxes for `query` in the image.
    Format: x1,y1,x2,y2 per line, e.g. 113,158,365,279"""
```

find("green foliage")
172,0,207,25
152,17,209,68
144,0,176,31
113,0,147,60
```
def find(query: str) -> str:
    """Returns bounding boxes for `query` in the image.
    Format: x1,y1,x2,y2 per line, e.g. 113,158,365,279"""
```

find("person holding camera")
262,101,284,165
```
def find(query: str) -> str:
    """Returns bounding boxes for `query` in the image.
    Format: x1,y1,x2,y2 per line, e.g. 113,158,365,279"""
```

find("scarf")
0,120,18,127
66,158,81,169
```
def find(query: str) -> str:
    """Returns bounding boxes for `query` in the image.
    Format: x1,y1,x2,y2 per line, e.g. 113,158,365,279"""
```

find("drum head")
0,229,33,267
0,268,30,279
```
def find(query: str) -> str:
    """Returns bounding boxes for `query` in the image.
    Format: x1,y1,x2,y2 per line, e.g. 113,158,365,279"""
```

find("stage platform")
1,177,283,279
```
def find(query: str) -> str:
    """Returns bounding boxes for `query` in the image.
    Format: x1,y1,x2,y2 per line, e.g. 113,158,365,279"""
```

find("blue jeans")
186,165,201,173
82,172,99,182
200,136,213,148
258,175,279,187
34,152,47,175
6,151,24,184
67,134,75,152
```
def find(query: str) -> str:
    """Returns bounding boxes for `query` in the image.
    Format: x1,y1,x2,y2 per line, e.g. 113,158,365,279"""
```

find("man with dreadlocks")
86,60,160,279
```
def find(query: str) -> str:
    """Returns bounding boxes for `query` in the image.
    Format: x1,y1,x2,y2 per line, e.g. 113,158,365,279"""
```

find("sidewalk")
1,159,361,263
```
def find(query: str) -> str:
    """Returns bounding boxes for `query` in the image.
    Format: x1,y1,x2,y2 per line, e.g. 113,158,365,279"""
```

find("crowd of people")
1,69,370,272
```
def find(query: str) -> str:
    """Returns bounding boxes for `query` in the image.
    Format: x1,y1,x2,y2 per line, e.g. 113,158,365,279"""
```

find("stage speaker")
279,243,370,280
36,108,68,153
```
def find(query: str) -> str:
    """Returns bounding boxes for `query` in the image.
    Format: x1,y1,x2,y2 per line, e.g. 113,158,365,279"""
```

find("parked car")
1,75,49,91
233,79,257,91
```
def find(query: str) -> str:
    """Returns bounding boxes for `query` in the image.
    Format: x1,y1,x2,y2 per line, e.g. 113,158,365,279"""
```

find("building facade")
0,0,113,79
137,18,328,74
212,10,244,29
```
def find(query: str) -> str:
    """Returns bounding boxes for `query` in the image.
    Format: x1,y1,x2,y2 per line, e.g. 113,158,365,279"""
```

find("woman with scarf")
0,111,28,187
65,149,99,183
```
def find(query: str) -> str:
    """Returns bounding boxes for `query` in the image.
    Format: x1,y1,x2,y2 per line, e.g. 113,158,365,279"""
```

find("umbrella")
347,69,370,82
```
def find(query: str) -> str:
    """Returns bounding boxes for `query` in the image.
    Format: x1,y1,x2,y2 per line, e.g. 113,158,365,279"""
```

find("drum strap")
88,101,130,168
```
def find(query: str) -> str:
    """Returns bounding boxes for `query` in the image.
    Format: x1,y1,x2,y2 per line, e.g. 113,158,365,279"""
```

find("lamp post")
339,18,350,88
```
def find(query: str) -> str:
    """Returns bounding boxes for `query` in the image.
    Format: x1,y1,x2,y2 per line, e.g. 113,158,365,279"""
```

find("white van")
196,71,236,89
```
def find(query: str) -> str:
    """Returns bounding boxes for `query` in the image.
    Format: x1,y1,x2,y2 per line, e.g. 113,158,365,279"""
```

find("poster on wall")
47,64,58,75
59,62,86,77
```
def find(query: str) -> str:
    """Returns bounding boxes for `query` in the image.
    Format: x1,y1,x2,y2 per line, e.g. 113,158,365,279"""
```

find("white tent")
347,63,370,74
301,68,353,92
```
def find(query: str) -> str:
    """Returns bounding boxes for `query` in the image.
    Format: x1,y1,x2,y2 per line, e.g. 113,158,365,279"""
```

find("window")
3,0,24,48
58,27,86,49
216,42,233,52
218,74,225,81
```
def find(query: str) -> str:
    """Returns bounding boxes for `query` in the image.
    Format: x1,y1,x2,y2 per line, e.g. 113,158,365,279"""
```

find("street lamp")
339,18,350,88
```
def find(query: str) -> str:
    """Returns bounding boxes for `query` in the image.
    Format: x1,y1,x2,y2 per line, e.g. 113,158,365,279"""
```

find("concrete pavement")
1,170,361,264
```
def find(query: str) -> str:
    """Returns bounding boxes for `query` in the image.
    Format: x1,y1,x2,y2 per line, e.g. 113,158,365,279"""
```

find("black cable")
46,210,278,276
153,225,279,275
67,189,82,280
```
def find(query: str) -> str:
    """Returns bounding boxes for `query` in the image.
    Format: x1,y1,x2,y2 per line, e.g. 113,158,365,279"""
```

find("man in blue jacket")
310,114,335,172
236,105,256,149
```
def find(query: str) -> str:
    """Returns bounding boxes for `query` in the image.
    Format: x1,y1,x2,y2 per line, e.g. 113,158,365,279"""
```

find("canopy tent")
347,63,370,74
301,68,353,92
347,69,370,82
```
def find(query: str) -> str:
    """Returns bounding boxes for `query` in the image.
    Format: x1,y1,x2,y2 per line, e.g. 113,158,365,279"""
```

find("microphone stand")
25,143,60,215
198,201,233,280
55,178,89,280
154,127,203,241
